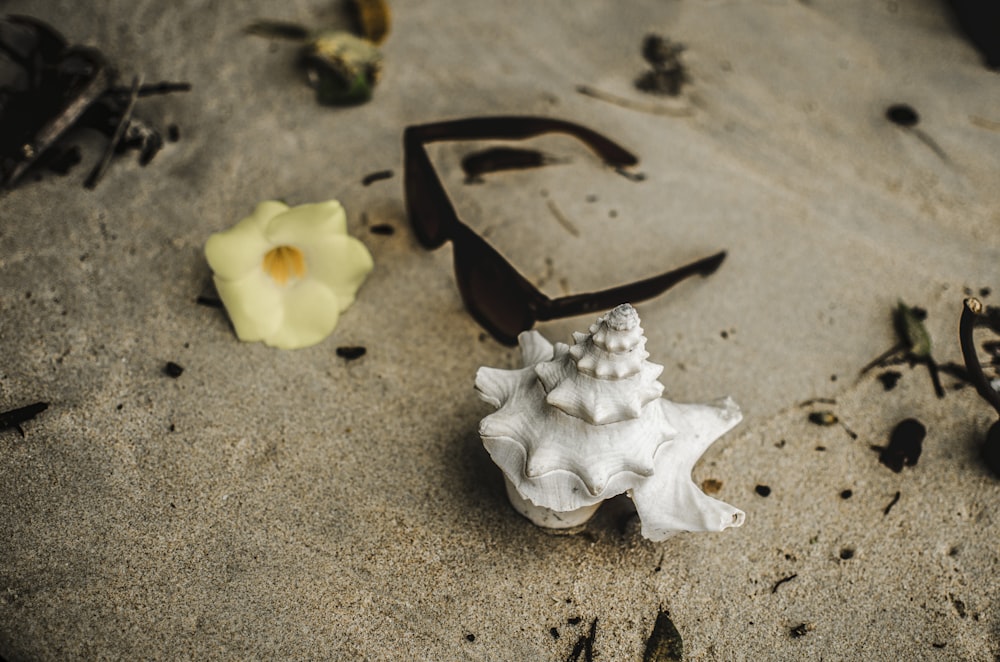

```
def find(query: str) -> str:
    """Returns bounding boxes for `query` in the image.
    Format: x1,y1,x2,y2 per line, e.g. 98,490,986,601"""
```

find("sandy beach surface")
1,1,998,659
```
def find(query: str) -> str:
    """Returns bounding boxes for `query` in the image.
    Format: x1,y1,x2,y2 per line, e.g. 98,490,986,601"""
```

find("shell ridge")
475,365,538,409
633,474,745,542
518,330,555,366
516,467,646,511
534,354,576,394
482,435,529,487
657,397,742,465
478,372,553,441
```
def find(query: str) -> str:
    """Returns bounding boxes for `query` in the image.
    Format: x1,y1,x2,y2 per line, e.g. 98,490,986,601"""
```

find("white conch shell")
475,303,744,541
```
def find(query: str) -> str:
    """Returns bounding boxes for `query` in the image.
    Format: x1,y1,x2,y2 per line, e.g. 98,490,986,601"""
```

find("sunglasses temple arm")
536,250,727,321
404,117,638,168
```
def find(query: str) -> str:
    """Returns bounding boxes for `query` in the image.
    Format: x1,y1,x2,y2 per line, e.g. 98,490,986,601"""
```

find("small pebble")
369,224,395,235
790,623,811,638
808,411,838,426
336,346,367,360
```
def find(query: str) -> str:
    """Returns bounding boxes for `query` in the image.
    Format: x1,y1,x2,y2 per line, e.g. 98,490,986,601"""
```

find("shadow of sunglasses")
403,116,726,345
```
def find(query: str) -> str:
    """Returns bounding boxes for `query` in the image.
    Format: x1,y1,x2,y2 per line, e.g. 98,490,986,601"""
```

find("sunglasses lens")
453,238,535,344
406,185,439,247
405,150,449,248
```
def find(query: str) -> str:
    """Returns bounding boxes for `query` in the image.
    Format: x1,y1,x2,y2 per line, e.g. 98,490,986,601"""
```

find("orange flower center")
262,245,306,285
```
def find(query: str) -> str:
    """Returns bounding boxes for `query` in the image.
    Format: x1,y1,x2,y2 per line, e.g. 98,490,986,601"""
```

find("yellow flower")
205,200,373,349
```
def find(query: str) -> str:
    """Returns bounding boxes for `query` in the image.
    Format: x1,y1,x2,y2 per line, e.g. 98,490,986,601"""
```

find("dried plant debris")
361,168,393,186
635,35,689,97
83,74,140,189
245,5,386,106
545,198,580,237
771,574,798,594
196,295,223,308
798,397,835,408
349,0,391,45
0,401,49,436
302,32,381,105
614,166,647,182
874,418,925,473
461,147,562,183
700,478,722,494
861,301,955,398
576,85,694,117
565,617,598,662
959,298,1000,476
808,411,838,426
642,609,682,661
883,490,901,516
0,15,189,191
38,143,80,174
895,301,931,357
806,410,857,439
877,370,902,391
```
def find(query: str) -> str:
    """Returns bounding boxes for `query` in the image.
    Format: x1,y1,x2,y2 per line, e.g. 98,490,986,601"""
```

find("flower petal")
263,278,341,349
302,235,374,310
265,201,347,247
205,201,289,280
213,269,284,342
247,200,291,229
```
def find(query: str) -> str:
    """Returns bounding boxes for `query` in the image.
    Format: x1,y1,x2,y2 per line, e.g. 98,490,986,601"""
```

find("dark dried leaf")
643,609,682,661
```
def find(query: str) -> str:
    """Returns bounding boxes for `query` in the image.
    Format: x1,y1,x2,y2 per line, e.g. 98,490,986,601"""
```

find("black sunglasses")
403,116,726,345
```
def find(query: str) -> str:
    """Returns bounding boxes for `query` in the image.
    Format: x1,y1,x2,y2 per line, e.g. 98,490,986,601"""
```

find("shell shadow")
446,425,513,521
441,421,653,552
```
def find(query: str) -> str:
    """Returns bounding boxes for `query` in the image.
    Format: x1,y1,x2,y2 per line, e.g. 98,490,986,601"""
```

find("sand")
1,0,998,659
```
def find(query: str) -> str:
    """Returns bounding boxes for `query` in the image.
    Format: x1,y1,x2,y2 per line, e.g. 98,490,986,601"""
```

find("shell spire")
535,303,665,425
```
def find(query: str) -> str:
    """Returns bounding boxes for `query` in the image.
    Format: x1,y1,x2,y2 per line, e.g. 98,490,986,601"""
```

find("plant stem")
960,297,1000,414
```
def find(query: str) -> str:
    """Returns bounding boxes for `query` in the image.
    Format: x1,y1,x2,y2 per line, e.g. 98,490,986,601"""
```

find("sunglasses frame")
403,116,726,345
